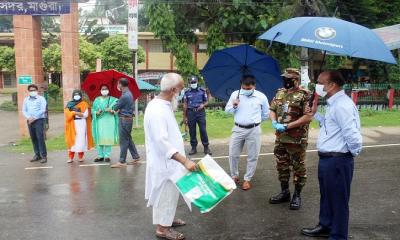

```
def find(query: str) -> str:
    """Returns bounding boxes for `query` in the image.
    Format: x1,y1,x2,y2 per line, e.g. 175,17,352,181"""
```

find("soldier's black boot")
189,147,197,155
269,182,291,204
290,185,302,210
204,146,212,155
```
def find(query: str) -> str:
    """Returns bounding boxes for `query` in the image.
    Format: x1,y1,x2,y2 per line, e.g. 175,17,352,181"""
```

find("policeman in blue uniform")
183,76,212,155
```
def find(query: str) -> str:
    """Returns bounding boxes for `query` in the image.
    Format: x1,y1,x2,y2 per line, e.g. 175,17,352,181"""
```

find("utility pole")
132,50,139,128
128,0,139,127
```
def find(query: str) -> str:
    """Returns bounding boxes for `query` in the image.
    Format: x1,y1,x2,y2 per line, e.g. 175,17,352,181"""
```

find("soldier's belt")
235,122,260,129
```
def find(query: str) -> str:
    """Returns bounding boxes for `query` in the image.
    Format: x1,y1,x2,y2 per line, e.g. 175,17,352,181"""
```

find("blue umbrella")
201,44,282,101
258,17,397,64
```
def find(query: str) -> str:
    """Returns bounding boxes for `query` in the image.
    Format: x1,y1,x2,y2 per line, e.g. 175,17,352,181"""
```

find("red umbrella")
82,69,142,101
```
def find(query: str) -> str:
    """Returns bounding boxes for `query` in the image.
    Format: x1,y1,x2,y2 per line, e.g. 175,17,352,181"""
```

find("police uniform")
183,87,210,152
269,68,311,210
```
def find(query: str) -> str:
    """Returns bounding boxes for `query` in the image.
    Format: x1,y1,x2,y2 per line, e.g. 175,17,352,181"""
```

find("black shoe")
94,157,104,162
40,158,47,164
188,148,197,155
290,190,301,210
301,225,330,238
104,158,111,162
269,189,291,204
30,155,41,162
204,146,212,155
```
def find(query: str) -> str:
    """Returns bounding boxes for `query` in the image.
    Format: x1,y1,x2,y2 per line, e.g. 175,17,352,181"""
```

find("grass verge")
8,109,400,153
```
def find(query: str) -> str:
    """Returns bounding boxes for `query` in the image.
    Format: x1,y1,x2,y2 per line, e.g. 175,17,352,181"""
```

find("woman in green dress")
91,84,119,162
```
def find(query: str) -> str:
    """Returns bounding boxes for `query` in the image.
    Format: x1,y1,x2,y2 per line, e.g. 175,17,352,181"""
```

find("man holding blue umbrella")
225,75,270,191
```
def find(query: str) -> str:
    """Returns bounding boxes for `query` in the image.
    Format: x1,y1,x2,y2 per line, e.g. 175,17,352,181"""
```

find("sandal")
156,228,185,240
172,219,186,227
67,159,73,163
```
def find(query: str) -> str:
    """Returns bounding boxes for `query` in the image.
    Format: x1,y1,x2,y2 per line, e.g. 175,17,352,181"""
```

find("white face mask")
101,90,109,96
29,91,38,97
190,83,198,89
73,95,81,101
240,88,254,96
315,84,328,97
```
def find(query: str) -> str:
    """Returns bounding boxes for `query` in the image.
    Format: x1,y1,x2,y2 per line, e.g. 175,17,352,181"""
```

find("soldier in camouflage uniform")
269,68,313,210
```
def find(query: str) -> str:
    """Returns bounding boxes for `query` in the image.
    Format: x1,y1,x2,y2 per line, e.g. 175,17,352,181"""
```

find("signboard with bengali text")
0,0,70,15
127,0,138,50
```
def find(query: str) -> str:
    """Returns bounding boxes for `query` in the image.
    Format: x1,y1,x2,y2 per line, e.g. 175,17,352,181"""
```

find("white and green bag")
174,155,236,213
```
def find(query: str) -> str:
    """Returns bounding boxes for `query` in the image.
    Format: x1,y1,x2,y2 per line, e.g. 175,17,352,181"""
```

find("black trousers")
187,109,209,148
28,118,47,158
118,118,139,162
318,155,354,240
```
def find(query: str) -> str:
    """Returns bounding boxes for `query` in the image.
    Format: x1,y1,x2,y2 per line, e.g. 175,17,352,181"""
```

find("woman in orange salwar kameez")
64,90,94,163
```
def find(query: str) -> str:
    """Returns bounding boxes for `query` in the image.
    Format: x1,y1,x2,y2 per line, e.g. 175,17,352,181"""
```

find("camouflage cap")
281,68,300,79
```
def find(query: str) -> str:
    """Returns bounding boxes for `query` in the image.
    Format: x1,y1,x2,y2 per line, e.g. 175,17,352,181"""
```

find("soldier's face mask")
283,77,296,89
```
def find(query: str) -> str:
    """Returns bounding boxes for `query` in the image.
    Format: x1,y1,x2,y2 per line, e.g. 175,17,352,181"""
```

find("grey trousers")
229,125,262,181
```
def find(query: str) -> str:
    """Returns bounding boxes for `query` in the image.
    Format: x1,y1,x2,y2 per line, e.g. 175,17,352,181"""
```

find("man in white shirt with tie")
225,75,270,190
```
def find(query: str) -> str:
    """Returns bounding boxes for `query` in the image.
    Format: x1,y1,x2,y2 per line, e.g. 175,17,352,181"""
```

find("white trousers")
152,180,179,226
229,125,262,181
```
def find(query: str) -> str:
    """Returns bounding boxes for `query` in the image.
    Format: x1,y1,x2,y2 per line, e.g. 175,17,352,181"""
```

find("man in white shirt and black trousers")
225,75,270,190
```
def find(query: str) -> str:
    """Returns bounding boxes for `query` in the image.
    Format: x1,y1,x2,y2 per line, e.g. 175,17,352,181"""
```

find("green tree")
43,43,62,73
100,35,145,74
80,37,101,71
0,16,12,32
92,0,128,25
42,38,102,73
0,46,15,72
81,19,110,45
145,3,199,79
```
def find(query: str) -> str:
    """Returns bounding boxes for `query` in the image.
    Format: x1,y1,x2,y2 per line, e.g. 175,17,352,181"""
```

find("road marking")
25,166,53,170
21,143,400,168
79,163,110,167
362,143,400,148
190,143,400,160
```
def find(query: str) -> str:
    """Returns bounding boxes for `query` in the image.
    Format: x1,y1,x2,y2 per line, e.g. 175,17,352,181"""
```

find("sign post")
18,75,33,85
128,0,139,127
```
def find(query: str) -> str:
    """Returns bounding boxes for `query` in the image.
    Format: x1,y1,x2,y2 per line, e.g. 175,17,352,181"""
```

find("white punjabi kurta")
70,109,89,152
144,98,187,209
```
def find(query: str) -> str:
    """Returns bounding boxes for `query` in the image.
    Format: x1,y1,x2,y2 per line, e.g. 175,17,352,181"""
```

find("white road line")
362,143,400,148
21,143,400,168
79,163,110,167
190,143,400,160
25,166,54,170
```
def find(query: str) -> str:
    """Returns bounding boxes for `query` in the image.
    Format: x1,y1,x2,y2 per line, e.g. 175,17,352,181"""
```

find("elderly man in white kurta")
144,73,196,240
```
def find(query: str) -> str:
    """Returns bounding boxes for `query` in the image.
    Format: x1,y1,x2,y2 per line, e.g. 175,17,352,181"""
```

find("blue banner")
0,1,70,15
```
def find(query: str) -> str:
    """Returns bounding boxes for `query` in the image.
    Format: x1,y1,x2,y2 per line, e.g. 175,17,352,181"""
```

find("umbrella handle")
267,32,281,51
308,90,315,107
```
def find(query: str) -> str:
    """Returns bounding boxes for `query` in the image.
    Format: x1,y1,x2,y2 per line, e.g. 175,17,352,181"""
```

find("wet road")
0,128,399,240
